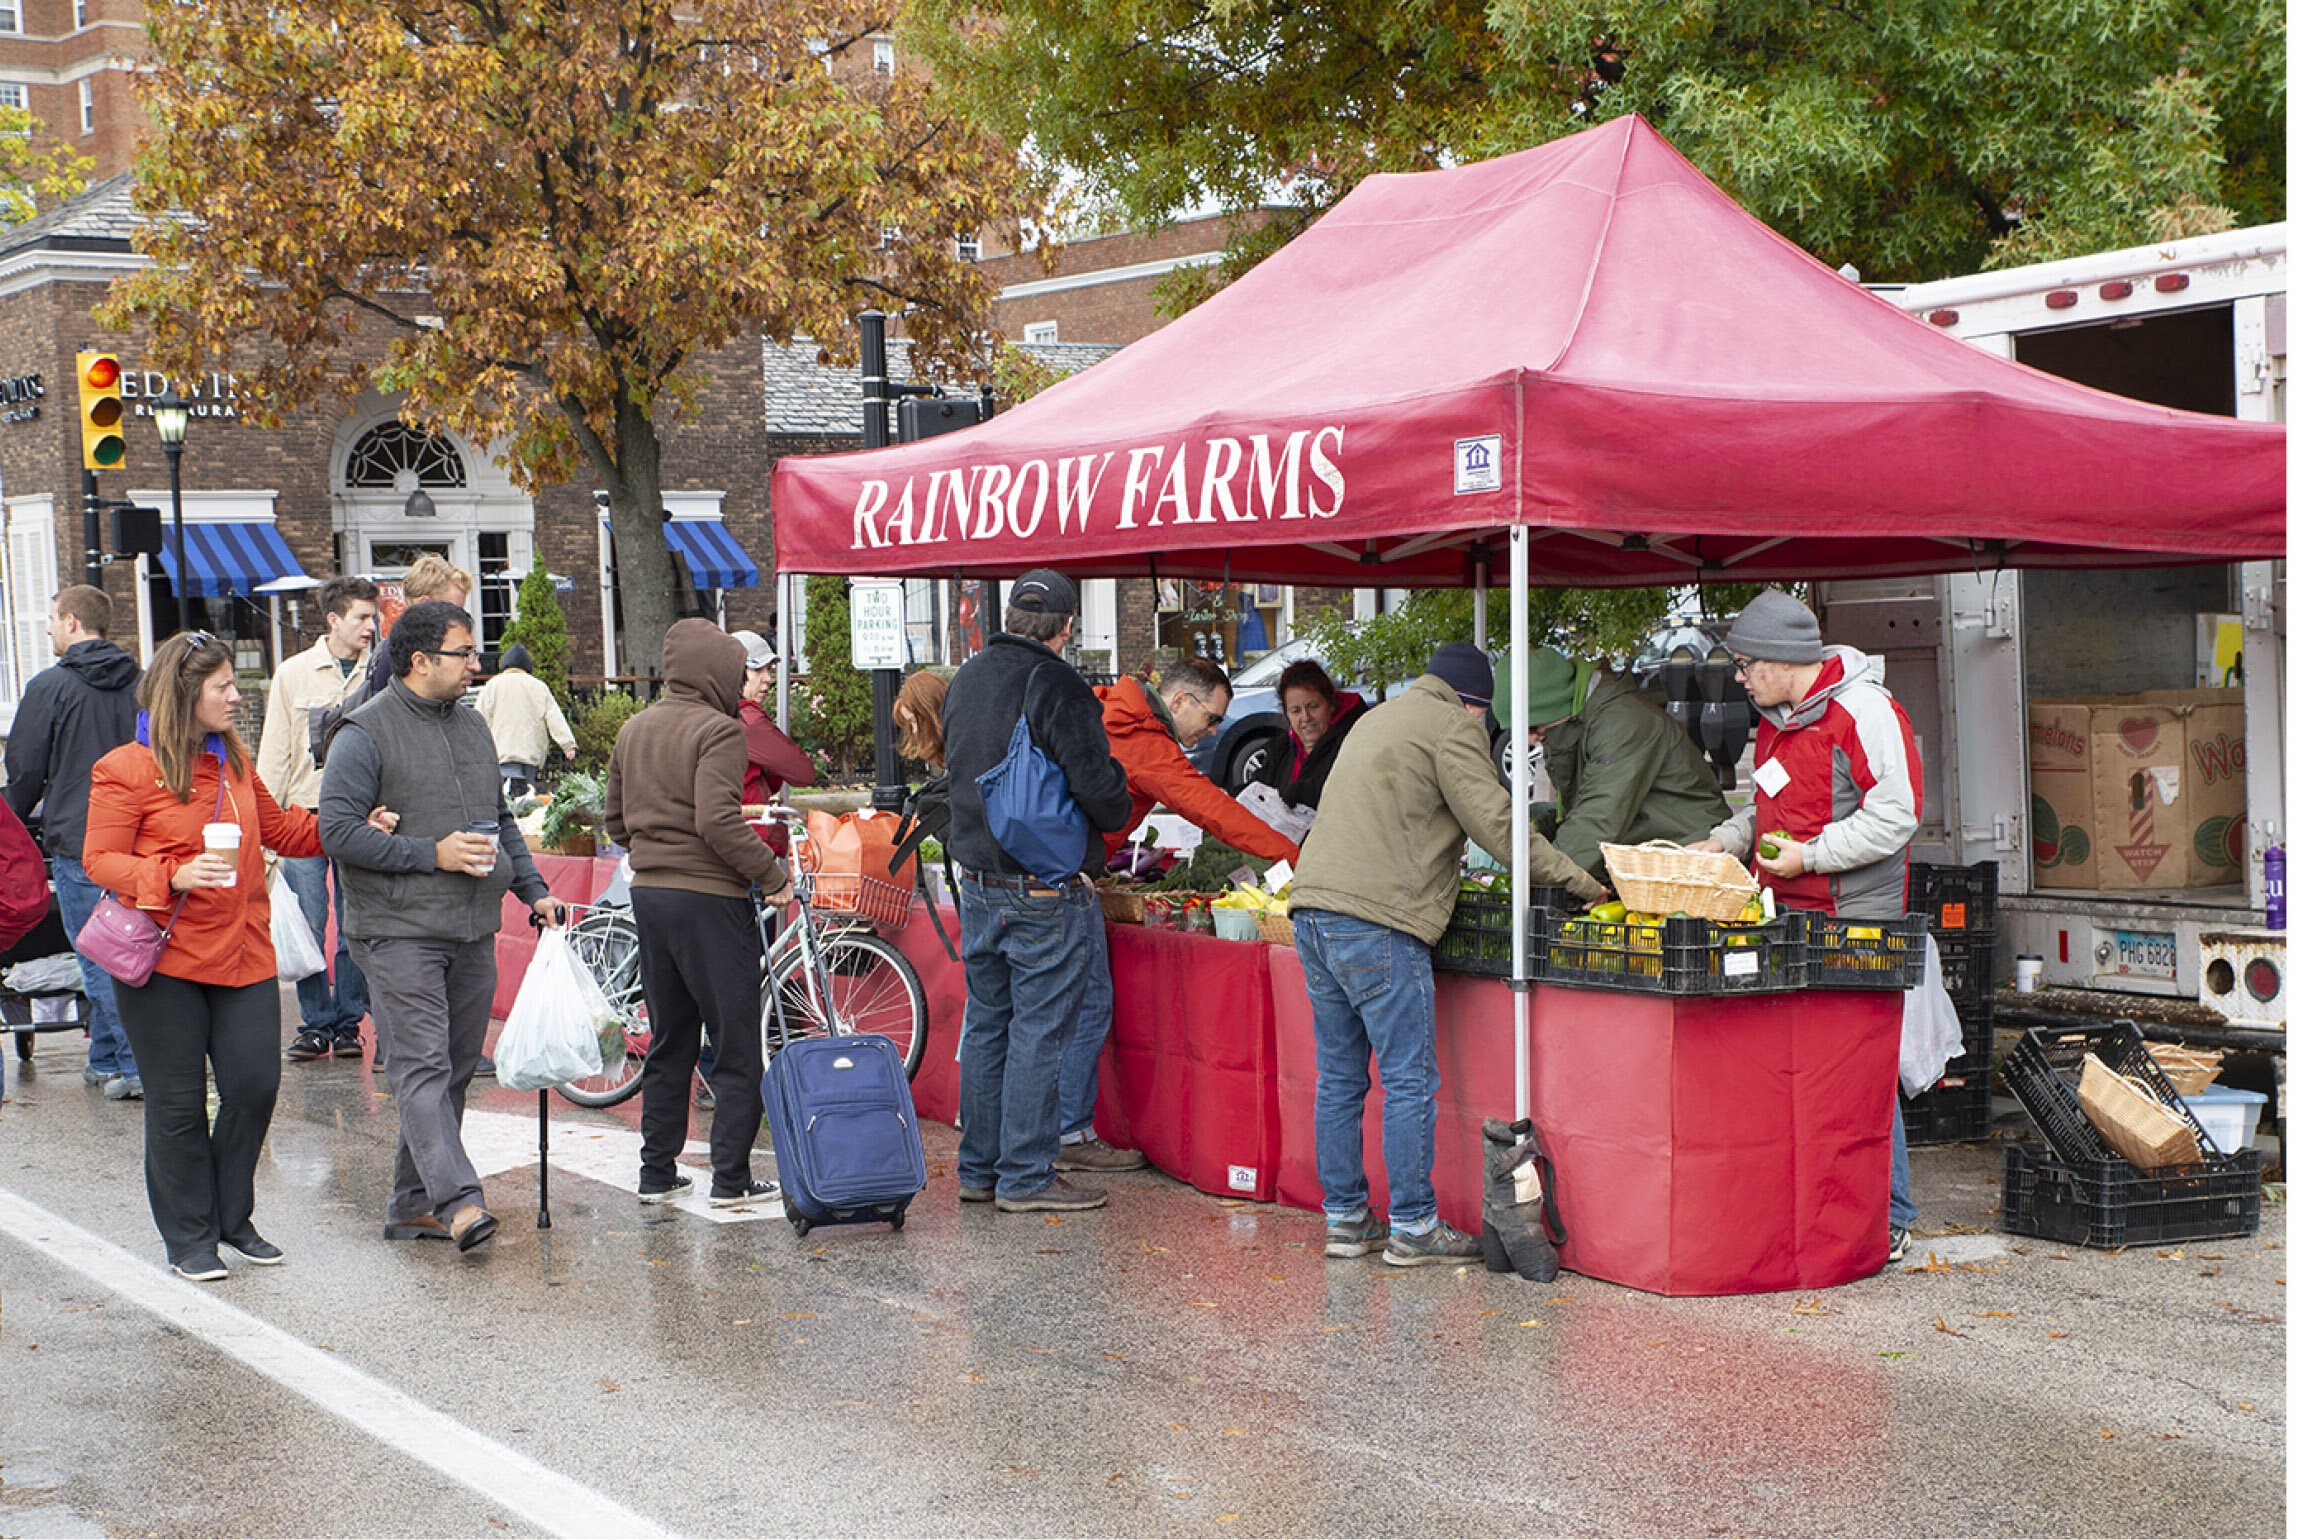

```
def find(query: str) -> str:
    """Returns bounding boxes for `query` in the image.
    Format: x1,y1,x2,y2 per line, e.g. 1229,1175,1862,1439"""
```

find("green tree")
914,0,2282,287
794,575,875,775
499,557,572,705
106,0,1043,676
0,107,92,230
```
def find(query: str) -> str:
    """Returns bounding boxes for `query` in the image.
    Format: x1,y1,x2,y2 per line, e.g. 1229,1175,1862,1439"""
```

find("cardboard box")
2028,690,2247,891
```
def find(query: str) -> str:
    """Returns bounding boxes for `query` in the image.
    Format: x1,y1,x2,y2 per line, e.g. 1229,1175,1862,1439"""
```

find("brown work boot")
994,1178,1108,1214
1054,1138,1148,1172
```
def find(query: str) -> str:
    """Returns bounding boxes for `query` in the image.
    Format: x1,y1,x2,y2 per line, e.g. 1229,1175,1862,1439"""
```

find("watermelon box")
2028,691,2247,892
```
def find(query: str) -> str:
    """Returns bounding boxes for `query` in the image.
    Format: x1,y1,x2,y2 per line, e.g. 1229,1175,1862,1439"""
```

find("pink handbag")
76,775,227,987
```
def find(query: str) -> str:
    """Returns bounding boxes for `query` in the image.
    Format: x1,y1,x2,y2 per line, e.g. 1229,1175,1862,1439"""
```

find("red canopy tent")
771,114,2284,588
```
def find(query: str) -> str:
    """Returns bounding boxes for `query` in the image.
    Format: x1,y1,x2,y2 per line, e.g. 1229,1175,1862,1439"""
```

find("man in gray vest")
320,600,565,1252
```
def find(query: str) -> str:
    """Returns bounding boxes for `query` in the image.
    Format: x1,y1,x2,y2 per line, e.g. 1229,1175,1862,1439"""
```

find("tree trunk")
607,396,677,681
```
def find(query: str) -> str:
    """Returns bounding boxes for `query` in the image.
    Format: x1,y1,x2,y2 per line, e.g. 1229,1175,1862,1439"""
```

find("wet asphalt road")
0,996,2285,1539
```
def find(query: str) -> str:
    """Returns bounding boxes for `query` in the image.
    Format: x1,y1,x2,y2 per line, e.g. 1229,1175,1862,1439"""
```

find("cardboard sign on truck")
2029,690,2247,891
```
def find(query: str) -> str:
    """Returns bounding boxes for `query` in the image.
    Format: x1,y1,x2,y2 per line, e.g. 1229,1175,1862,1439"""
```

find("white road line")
0,1189,670,1540
462,1108,786,1225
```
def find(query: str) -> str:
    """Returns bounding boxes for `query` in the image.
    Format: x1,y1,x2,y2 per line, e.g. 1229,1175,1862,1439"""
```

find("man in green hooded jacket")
1499,646,1729,881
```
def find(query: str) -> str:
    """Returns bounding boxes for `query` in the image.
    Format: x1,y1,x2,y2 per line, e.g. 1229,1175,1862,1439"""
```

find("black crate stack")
1900,861,2000,1145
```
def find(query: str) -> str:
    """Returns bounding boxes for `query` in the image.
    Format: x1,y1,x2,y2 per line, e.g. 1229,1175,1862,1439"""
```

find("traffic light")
76,351,125,470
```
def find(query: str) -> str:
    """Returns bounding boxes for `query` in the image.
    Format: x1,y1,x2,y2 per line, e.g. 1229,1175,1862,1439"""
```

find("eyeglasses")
1729,654,1758,675
1185,692,1226,728
424,646,479,661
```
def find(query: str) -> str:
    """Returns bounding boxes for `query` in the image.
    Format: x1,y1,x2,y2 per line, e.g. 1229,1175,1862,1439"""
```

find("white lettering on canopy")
847,427,1349,551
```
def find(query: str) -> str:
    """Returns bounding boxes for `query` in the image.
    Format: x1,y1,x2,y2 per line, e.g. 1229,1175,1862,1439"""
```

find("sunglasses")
1185,692,1226,728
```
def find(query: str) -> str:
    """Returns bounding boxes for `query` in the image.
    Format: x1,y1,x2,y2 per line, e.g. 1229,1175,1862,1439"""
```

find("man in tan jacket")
258,575,378,1064
605,620,792,1207
473,642,574,798
1289,643,1602,1268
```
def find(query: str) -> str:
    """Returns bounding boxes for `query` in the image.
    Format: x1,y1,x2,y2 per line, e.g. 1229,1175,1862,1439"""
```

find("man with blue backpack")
942,569,1133,1213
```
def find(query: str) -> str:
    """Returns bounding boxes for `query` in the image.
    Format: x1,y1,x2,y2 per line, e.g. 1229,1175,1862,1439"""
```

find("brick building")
0,0,143,184
0,174,782,704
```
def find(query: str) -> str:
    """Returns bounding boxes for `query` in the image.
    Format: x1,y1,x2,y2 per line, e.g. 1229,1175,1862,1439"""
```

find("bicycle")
552,806,929,1109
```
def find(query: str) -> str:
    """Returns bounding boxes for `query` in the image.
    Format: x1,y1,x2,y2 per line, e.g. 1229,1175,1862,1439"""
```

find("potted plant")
536,769,607,857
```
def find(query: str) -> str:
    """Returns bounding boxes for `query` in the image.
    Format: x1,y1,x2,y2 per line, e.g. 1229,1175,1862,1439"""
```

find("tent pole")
776,570,794,734
1509,528,1531,1123
1473,544,1489,648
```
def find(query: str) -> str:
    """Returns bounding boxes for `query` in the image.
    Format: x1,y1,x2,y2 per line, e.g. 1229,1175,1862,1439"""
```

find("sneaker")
223,1233,284,1266
1054,1138,1148,1172
474,1055,496,1078
1887,1226,1910,1263
103,1075,143,1101
332,1033,364,1061
994,1178,1107,1214
957,1184,994,1204
693,1078,716,1110
1324,1211,1392,1259
709,1179,781,1208
1382,1222,1483,1267
287,1030,333,1062
82,1065,111,1086
171,1252,228,1282
637,1174,694,1205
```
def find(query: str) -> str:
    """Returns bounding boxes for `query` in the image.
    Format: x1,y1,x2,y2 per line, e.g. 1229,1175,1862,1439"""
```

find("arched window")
345,422,468,489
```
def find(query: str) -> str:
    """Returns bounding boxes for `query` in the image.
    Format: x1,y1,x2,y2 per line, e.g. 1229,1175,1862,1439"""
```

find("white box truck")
1818,226,2284,1006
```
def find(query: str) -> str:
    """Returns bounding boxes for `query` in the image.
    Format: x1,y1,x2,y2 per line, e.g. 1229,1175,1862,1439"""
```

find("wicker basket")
2147,1044,2225,1097
1257,911,1296,947
1599,840,1759,923
1098,887,1150,924
2078,1053,2203,1170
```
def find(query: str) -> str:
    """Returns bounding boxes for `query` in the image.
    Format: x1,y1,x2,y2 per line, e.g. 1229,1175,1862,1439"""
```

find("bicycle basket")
809,873,915,929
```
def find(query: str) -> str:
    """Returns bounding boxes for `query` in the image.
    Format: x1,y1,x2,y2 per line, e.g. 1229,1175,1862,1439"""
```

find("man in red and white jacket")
1692,588,1921,1260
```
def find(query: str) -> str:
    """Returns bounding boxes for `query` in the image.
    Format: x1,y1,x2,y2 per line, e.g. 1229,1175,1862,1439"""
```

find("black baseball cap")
1008,568,1080,617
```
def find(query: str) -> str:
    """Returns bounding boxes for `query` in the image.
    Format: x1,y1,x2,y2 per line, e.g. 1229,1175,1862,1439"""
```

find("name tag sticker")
1753,758,1791,798
1724,951,1760,978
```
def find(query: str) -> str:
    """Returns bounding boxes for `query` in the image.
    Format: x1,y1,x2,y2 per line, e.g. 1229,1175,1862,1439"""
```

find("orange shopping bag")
799,809,910,927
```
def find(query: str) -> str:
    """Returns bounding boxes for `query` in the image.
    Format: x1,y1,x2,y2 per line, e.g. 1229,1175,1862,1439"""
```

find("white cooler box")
2179,1085,2269,1153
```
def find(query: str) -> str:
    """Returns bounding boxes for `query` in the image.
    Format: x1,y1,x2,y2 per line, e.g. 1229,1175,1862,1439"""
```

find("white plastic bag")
495,928,609,1090
1899,934,1964,1097
268,868,327,981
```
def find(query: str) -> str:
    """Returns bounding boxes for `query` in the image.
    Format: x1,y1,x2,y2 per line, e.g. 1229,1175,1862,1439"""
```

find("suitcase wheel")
789,1213,812,1237
888,1209,906,1231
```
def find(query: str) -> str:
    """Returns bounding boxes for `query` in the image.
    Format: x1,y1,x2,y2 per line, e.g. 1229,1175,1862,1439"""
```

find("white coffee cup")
2013,955,2043,994
203,821,242,887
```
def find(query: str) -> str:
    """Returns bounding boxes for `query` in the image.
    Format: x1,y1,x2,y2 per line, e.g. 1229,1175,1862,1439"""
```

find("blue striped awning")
609,517,759,589
156,521,309,600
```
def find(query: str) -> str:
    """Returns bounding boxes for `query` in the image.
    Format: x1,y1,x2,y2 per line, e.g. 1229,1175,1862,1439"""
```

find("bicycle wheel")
762,929,927,1078
554,908,652,1108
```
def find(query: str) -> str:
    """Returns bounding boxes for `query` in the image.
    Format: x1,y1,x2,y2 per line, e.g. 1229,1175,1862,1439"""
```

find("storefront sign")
849,579,906,669
0,372,42,424
120,369,247,421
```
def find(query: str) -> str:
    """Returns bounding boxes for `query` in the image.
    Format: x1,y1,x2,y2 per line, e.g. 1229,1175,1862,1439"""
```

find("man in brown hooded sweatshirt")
606,619,792,1207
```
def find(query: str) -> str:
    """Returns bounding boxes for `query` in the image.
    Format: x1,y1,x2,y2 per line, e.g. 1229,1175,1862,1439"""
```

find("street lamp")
151,387,191,636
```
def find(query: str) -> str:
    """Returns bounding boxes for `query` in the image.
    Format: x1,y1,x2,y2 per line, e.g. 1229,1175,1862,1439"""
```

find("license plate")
2111,928,2178,980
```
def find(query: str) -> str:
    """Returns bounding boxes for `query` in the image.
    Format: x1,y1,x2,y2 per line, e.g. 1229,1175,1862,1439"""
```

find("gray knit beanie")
1724,589,1824,664
1424,642,1494,706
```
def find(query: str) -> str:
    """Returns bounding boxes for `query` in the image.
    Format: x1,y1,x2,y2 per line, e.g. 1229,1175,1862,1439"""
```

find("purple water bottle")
2265,843,2285,930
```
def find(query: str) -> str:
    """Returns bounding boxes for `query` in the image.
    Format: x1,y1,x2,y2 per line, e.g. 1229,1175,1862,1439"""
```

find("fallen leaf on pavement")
2099,1430,2117,1439
1789,1297,1832,1316
1223,1427,1247,1436
1318,1324,1352,1333
1219,1516,1239,1525
598,1379,621,1393
2155,1249,2185,1259
1043,1215,1063,1226
1933,1316,1964,1337
1518,1319,1544,1328
1008,1466,1042,1479
1970,1310,2017,1319
1102,1352,1129,1362
1189,1300,1219,1308
783,1311,815,1320
2046,1331,2070,1339
731,1318,752,1327
2199,1265,2222,1277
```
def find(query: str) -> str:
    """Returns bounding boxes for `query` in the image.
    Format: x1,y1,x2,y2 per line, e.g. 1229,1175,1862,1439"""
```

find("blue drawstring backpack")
975,666,1090,884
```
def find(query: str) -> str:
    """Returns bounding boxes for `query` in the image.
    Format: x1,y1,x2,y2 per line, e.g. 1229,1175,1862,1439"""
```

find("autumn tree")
108,0,1042,673
914,0,2282,291
0,105,92,230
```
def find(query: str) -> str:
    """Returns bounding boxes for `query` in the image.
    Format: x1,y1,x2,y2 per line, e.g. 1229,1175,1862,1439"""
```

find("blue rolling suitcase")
765,1032,927,1236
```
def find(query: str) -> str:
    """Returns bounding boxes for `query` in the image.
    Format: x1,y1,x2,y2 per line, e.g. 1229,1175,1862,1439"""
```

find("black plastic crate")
2000,1143,2261,1248
1696,916,1804,994
1908,860,1998,935
1433,885,1572,979
1935,930,1998,1007
1902,1078,1993,1146
1799,912,1929,990
1536,913,1802,996
2001,1022,2220,1167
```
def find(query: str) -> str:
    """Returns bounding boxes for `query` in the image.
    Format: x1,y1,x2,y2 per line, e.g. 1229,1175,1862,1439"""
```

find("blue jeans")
1890,1100,1917,1229
279,856,367,1039
1293,908,1441,1233
956,876,1098,1199
52,857,134,1080
1056,912,1114,1142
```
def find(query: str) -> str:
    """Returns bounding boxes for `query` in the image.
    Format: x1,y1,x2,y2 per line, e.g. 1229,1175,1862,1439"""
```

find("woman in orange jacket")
82,631,389,1281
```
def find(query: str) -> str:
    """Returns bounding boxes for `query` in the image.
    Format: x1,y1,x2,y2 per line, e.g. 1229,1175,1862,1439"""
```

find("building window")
0,83,26,115
805,36,831,71
879,225,900,250
0,2,20,36
872,38,895,74
78,78,94,134
1023,321,1059,344
74,0,88,29
345,421,469,488
902,578,942,665
477,530,513,651
955,232,980,263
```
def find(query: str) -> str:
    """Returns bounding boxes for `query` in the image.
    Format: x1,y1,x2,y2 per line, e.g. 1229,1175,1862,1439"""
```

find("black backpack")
309,677,374,770
890,772,959,960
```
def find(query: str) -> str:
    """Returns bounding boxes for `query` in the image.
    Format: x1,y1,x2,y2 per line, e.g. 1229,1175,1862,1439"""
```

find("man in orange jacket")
1056,656,1301,1172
